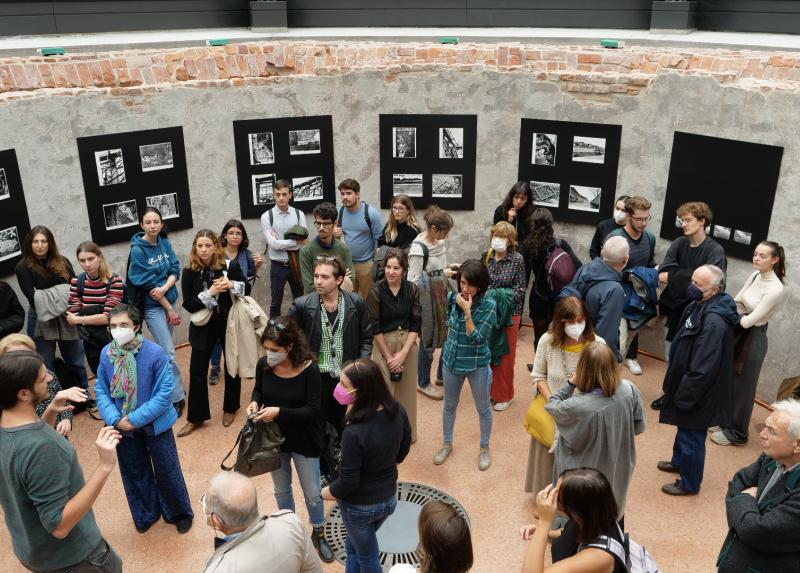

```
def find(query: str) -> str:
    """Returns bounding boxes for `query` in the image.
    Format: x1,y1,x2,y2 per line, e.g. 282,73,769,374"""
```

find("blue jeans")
210,341,222,369
671,427,707,493
339,497,397,573
27,308,89,389
417,345,444,389
271,452,325,528
442,364,493,448
143,305,184,402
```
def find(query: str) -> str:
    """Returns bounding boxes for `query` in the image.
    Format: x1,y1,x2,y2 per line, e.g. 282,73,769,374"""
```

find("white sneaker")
625,358,643,375
493,400,512,412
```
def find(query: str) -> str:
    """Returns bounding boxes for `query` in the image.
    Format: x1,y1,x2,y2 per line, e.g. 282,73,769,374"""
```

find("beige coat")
225,294,268,378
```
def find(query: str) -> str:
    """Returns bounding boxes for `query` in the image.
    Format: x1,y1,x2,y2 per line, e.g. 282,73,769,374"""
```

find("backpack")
267,206,300,228
338,202,373,236
544,239,578,295
413,241,447,352
580,524,662,573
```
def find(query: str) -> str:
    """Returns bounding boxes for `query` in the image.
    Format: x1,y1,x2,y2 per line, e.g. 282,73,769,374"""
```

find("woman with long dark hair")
178,229,246,437
712,240,786,446
126,207,184,413
246,315,333,563
321,359,412,573
493,181,534,246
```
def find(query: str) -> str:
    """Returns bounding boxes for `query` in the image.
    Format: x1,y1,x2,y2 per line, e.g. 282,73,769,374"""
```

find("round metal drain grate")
323,481,470,571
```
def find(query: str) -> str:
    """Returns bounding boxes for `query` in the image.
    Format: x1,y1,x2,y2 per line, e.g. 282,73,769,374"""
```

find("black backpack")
338,202,373,236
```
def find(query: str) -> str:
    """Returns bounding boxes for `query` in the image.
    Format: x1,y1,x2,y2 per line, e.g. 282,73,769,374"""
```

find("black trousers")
187,318,241,423
320,372,346,433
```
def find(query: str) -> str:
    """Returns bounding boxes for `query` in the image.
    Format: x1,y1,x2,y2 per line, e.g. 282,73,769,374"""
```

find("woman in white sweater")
524,296,603,494
712,241,786,446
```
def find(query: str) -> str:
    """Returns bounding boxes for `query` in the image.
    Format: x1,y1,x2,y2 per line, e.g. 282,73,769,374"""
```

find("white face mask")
613,209,627,224
111,327,136,346
266,350,288,367
491,237,508,253
564,322,586,340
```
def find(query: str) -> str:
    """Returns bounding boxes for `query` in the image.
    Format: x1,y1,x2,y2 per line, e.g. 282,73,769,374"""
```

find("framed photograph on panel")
76,127,193,246
518,119,622,225
0,149,32,276
379,114,477,210
232,116,335,219
659,132,783,260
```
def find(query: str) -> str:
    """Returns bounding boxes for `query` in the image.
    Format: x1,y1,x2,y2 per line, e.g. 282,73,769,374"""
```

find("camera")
390,371,402,382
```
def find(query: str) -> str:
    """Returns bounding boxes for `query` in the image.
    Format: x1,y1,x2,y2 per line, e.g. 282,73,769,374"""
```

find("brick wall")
2,41,800,103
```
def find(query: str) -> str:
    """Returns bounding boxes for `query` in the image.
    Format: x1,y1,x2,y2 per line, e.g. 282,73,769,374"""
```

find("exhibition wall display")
517,118,622,225
0,149,32,276
76,127,194,246
659,131,784,260
232,115,336,219
379,114,478,210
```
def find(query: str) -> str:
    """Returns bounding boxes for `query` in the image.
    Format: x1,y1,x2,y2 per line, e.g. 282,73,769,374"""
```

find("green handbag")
221,415,285,477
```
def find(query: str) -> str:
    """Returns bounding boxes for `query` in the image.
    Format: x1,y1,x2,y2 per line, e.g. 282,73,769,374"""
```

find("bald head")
601,235,630,270
207,472,259,533
691,265,725,301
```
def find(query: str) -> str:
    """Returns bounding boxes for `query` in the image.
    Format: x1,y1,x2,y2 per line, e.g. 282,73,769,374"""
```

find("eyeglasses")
631,215,651,224
391,205,408,212
314,221,334,228
316,255,336,262
268,319,287,332
200,493,224,524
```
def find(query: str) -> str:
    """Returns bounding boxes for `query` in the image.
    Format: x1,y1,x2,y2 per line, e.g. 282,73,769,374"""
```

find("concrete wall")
0,43,797,400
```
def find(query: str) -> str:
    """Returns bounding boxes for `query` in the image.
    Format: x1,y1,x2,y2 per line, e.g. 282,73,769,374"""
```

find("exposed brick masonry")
2,40,800,103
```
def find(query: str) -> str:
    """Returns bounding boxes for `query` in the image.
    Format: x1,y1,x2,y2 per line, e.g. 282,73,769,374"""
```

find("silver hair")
601,235,630,266
772,398,800,440
700,264,726,291
207,472,260,530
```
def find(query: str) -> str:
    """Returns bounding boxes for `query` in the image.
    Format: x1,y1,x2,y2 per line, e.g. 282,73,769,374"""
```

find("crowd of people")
0,177,797,573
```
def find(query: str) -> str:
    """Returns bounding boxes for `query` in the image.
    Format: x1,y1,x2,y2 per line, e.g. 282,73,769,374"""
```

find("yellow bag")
524,394,555,448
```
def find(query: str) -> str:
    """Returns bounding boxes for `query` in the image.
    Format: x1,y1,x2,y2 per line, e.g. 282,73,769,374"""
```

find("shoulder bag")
221,414,285,477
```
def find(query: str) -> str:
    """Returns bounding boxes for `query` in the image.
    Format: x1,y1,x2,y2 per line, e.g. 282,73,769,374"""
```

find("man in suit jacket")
717,398,800,572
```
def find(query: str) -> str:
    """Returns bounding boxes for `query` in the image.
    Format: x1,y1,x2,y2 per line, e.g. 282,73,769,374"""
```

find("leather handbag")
524,394,556,448
221,415,285,477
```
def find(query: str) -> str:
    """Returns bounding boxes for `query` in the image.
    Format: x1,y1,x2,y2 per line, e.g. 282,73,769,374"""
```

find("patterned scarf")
318,290,345,376
109,332,144,415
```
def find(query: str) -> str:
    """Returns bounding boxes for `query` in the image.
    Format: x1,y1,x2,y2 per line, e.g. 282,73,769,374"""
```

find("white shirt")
260,206,307,263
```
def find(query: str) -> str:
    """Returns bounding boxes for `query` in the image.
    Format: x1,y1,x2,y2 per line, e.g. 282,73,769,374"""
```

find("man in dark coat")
717,399,800,572
657,264,737,496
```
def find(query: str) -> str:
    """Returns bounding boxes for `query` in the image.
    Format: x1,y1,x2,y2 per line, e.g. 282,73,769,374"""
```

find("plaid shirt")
483,249,527,316
441,291,497,375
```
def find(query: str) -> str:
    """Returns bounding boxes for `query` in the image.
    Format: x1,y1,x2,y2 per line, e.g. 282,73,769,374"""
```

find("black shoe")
651,396,663,410
312,528,334,563
85,399,103,420
526,363,533,373
136,521,154,534
662,480,697,496
176,517,193,534
657,461,680,473
174,400,185,418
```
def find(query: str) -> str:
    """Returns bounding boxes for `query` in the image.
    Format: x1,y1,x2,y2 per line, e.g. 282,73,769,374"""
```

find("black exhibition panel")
659,131,783,261
518,118,622,226
697,0,800,35
232,115,335,220
379,114,478,211
465,0,652,29
76,126,194,247
0,149,32,277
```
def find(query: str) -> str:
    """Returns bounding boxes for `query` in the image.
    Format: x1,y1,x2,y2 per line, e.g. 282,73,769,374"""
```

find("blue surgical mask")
687,283,705,302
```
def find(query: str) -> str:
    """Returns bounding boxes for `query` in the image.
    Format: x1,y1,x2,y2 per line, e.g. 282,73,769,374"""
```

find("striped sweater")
67,274,124,315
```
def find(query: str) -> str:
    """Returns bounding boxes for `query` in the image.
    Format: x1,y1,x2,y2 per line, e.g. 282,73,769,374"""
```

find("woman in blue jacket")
94,304,194,534
126,207,185,414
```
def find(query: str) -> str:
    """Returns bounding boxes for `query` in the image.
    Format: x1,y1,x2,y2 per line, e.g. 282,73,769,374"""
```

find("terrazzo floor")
0,326,768,572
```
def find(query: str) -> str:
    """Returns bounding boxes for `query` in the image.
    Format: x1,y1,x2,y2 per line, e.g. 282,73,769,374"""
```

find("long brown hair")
558,468,619,544
760,240,787,283
188,229,226,272
75,241,113,282
384,194,420,243
418,501,473,573
573,342,620,397
549,296,596,348
17,226,72,280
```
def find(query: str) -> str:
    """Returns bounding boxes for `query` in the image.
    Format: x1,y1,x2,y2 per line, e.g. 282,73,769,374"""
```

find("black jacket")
589,217,624,260
0,281,24,338
289,290,373,364
181,260,246,351
659,293,738,430
717,453,800,573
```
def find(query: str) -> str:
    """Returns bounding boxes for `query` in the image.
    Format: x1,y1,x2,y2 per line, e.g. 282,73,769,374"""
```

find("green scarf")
318,291,345,376
109,332,144,415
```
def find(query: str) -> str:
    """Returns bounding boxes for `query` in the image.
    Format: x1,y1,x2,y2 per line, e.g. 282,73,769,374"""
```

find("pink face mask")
333,382,356,406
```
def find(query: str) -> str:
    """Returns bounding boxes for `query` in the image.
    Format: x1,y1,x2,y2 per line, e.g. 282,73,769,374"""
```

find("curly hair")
260,316,315,368
523,208,555,259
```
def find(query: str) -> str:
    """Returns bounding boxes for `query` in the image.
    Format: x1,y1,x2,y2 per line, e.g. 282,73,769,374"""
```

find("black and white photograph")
393,127,416,158
439,128,464,159
572,136,606,164
103,199,138,230
392,173,423,197
139,142,174,172
95,149,126,186
146,193,179,220
252,173,276,205
292,176,324,202
432,174,463,197
0,168,9,200
532,181,560,207
533,133,557,166
734,229,752,245
289,129,321,155
248,132,275,165
713,225,731,241
0,226,20,262
568,185,602,212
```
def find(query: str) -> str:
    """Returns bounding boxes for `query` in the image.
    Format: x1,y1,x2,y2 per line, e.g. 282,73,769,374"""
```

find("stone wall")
0,39,798,400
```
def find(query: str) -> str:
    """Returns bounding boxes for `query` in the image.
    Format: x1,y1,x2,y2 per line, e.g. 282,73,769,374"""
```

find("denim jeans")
210,341,222,369
671,427,707,493
442,364,493,448
23,538,122,573
28,308,89,389
143,305,184,402
339,496,397,573
271,452,325,527
417,344,444,389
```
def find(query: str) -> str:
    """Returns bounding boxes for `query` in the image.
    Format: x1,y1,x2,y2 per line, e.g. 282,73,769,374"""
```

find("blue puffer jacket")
621,266,660,329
